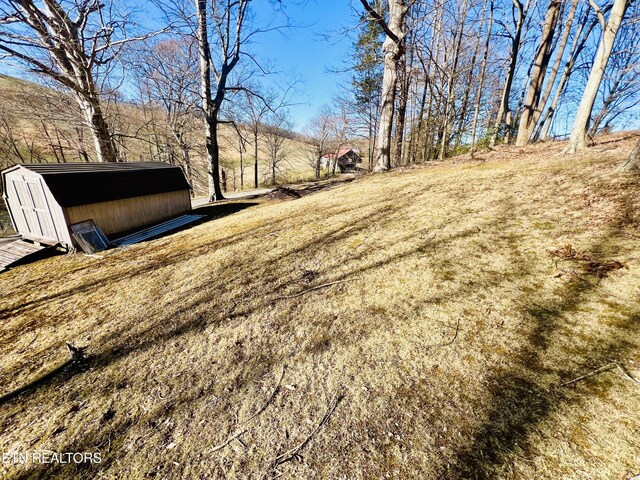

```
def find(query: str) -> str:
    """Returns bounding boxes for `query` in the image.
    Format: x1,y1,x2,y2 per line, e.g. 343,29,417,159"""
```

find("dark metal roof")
14,162,190,207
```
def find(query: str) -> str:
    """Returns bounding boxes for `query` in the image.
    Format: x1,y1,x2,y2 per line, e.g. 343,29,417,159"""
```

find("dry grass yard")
1,133,639,479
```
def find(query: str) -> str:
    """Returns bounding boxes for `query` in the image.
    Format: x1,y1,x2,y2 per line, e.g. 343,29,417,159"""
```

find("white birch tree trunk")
566,0,628,153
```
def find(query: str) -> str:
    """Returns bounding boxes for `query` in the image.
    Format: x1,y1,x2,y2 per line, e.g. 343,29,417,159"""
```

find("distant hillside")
0,74,317,195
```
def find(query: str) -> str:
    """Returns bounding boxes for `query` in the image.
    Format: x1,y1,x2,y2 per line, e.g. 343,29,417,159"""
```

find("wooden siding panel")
40,177,72,247
4,172,29,235
64,190,191,238
4,167,71,247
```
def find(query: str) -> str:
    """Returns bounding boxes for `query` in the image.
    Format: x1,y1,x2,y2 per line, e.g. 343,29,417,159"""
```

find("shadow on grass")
2,176,638,479
192,201,259,220
441,186,639,479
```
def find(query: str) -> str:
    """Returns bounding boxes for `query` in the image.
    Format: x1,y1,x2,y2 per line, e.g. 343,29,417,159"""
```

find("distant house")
1,162,191,249
321,146,363,173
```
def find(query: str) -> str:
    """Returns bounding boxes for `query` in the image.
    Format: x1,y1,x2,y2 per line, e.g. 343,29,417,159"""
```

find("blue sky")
248,0,359,130
0,0,361,132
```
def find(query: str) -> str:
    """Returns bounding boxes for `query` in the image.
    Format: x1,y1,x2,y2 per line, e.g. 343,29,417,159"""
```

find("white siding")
3,166,71,247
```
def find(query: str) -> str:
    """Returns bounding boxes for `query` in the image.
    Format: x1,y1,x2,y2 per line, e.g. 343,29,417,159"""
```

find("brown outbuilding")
1,162,192,249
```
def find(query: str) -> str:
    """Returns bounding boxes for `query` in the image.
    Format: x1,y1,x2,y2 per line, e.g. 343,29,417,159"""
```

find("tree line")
351,0,639,172
1,0,639,202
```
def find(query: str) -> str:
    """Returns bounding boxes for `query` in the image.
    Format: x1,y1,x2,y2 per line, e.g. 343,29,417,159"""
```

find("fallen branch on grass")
243,365,286,424
211,365,287,453
560,362,640,387
211,429,248,453
273,280,348,301
273,391,344,466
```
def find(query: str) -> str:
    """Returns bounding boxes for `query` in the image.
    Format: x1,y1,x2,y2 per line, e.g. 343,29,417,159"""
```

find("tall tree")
352,8,384,169
566,0,629,153
305,108,332,180
195,0,251,201
470,0,495,151
490,0,530,146
588,19,640,135
132,38,199,183
359,0,409,171
0,0,147,162
263,112,292,186
515,0,561,146
535,2,602,141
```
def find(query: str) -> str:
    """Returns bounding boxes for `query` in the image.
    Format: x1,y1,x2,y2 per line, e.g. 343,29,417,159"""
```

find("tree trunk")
413,76,428,163
537,7,596,141
455,0,486,152
393,42,408,167
362,0,408,172
490,0,526,146
438,0,469,160
376,35,401,171
471,0,494,151
76,94,119,162
196,0,224,201
253,126,259,188
619,139,640,172
526,0,578,143
205,116,224,200
515,0,561,146
239,135,244,189
566,0,628,153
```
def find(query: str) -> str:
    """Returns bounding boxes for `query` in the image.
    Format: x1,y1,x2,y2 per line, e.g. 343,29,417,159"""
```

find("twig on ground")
273,280,348,301
561,362,640,387
561,363,617,386
444,318,461,346
211,365,286,453
273,391,344,466
242,365,286,424
615,363,640,385
426,318,461,349
211,429,248,452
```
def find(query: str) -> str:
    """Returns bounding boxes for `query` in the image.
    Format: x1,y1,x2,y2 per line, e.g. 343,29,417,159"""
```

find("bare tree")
0,0,159,162
131,38,199,184
588,19,640,135
515,0,561,146
489,0,531,146
305,109,332,180
566,0,629,153
359,0,409,171
194,0,252,200
263,112,292,186
470,0,495,151
243,89,271,189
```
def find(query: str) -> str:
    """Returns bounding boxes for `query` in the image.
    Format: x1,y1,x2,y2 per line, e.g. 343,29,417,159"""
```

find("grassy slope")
1,134,639,479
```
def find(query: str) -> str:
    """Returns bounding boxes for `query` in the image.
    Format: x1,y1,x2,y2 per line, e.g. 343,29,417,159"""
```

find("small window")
70,219,110,254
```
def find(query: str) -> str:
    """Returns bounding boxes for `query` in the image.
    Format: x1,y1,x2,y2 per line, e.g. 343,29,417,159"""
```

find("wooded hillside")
0,74,317,196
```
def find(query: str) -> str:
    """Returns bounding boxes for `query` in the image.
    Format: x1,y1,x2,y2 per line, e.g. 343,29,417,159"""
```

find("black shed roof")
13,162,190,207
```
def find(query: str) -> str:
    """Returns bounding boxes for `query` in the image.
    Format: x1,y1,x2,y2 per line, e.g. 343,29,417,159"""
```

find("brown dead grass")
1,133,640,479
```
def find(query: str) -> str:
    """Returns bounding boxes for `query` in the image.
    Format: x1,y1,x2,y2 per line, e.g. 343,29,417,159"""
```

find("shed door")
12,178,58,243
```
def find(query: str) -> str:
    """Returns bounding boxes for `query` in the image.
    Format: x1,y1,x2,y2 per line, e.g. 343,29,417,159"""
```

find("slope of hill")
0,74,318,195
0,134,639,479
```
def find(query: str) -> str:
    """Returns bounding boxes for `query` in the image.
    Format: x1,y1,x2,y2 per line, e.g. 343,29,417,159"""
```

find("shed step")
0,240,48,270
